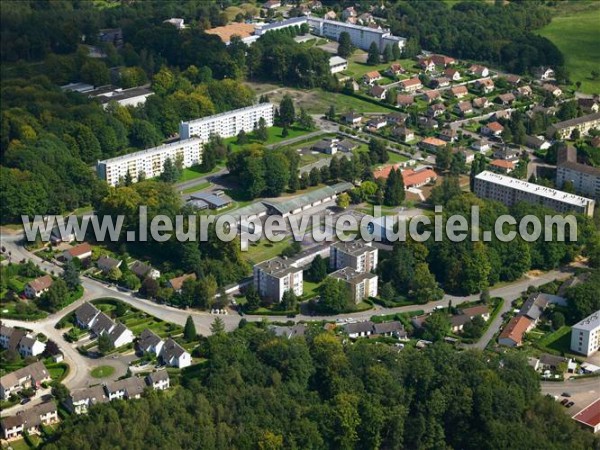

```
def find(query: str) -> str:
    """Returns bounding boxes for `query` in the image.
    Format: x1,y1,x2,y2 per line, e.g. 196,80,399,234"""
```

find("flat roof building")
329,267,378,303
570,310,600,356
254,257,303,302
97,138,203,186
179,103,275,142
330,240,378,273
329,56,348,74
473,171,595,216
556,146,600,199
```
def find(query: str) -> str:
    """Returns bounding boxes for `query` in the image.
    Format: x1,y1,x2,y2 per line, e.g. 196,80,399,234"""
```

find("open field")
225,125,313,152
243,238,292,264
90,365,115,378
536,325,573,355
180,181,211,195
538,3,600,94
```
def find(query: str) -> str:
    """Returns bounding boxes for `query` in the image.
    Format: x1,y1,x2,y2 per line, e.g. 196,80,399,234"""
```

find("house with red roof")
402,168,438,188
431,54,456,67
62,243,92,261
419,137,447,152
400,78,422,93
362,71,382,85
482,121,504,137
498,315,534,347
490,159,516,174
450,85,468,98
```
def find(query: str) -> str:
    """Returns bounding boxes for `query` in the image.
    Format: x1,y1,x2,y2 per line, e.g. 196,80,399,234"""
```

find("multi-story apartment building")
330,267,378,303
253,257,303,302
546,112,600,139
96,138,203,186
570,310,600,356
307,17,405,53
179,103,275,141
556,146,600,199
473,171,595,216
330,240,378,273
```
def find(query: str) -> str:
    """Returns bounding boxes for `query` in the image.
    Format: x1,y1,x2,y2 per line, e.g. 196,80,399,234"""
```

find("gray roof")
90,312,114,336
0,362,50,390
160,338,187,363
343,321,374,334
550,112,600,130
372,321,404,335
75,302,100,326
146,370,169,384
189,192,232,208
108,322,130,345
331,239,374,257
97,256,121,270
255,257,300,277
329,267,376,285
105,377,146,397
539,353,567,367
519,293,549,321
270,324,307,339
572,310,600,332
138,328,162,352
130,261,154,278
450,314,472,327
70,385,108,404
263,182,353,215
1,401,58,429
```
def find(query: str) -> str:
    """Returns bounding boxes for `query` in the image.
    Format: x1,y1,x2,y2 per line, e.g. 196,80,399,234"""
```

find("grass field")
90,365,115,378
225,126,314,152
180,181,211,195
243,238,291,264
539,3,600,94
536,325,572,355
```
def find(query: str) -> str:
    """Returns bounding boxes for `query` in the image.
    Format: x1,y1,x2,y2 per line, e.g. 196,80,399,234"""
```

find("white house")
146,371,170,391
160,338,192,368
24,275,53,299
74,302,101,329
62,243,92,261
138,329,164,355
67,385,109,414
17,336,46,357
329,56,348,74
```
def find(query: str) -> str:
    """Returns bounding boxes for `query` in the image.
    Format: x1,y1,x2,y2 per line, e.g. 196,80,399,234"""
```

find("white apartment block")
97,138,203,186
547,112,600,139
330,267,378,303
179,103,275,141
556,147,600,199
308,17,406,53
254,257,303,302
330,240,378,273
570,310,600,356
473,171,595,217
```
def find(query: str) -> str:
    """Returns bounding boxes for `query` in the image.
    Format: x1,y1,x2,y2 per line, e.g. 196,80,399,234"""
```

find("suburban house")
444,68,461,81
493,146,520,161
66,385,108,414
373,163,412,179
330,240,378,272
97,256,122,273
525,135,551,151
439,128,458,143
472,97,492,109
542,83,562,97
1,401,58,440
399,78,422,93
130,260,160,280
369,84,387,100
396,94,414,107
431,54,456,67
107,323,135,348
366,117,388,130
450,305,490,333
105,377,146,401
516,85,533,97
337,139,359,153
475,77,495,94
328,56,348,74
392,127,415,143
160,338,192,368
534,66,555,81
342,320,406,339
362,71,382,85
386,64,404,77
0,361,51,400
385,112,407,125
421,90,441,103
270,324,307,339
482,121,504,137
419,136,447,152
430,77,450,89
490,159,516,174
74,302,101,329
419,58,435,72
312,137,339,154
496,93,516,106
418,117,439,130
342,111,363,125
138,329,164,355
62,243,92,261
329,267,378,303
341,6,356,20
578,98,599,113
454,101,473,117
504,74,522,85
0,325,45,358
146,370,170,391
427,103,446,118
24,275,53,299
469,64,489,77
498,315,534,347
168,273,197,292
402,167,438,188
471,138,491,153
450,85,468,98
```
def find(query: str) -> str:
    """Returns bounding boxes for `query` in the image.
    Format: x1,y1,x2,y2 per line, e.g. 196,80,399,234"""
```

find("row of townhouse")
1,401,59,440
65,371,170,415
74,302,134,348
254,240,379,303
0,361,51,400
97,103,275,186
137,329,192,368
0,324,46,358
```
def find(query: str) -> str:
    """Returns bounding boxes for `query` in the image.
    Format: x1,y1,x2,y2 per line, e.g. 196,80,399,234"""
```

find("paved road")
541,377,600,416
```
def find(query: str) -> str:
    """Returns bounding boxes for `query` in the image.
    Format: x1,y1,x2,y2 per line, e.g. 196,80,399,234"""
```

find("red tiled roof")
573,398,600,429
401,78,421,88
27,275,53,293
491,159,515,169
67,243,92,257
451,85,468,95
364,71,381,79
396,94,414,105
486,121,504,132
402,168,437,188
431,54,455,66
499,315,532,345
421,137,446,147
373,163,403,179
169,273,196,291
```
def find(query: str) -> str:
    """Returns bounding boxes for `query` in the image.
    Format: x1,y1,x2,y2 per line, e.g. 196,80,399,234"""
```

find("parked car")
566,401,575,408
561,392,572,397
20,398,31,405
560,399,569,406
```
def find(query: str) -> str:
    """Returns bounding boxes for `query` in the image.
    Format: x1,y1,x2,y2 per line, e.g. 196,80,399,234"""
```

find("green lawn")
387,152,410,164
225,125,313,152
536,326,573,355
304,89,395,115
538,3,600,94
243,238,292,264
180,181,211,195
90,365,115,378
179,164,223,182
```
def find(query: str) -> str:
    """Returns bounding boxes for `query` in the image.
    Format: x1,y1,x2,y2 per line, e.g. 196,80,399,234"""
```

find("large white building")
330,240,378,273
179,103,275,141
254,257,303,302
330,267,378,303
97,138,203,186
307,17,406,53
570,310,600,356
473,171,596,216
556,147,600,199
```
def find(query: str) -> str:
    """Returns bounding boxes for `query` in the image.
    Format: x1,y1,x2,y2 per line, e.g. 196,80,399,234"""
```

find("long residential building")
179,103,275,141
473,171,595,216
556,146,600,199
570,310,600,356
547,112,600,139
307,17,405,53
97,138,203,186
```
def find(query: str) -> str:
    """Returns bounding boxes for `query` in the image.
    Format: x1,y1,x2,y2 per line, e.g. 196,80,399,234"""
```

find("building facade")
473,171,595,216
556,147,600,199
254,257,303,302
547,112,600,139
179,103,275,141
570,310,600,356
330,267,378,303
97,138,203,186
330,241,378,273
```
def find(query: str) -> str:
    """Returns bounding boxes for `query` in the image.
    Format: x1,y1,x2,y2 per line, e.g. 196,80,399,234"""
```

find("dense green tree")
38,278,69,312
367,42,380,65
279,95,296,127
318,278,352,314
62,260,80,291
338,32,353,58
422,311,451,342
184,315,197,342
210,317,225,335
306,255,327,282
97,333,114,354
383,168,405,206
